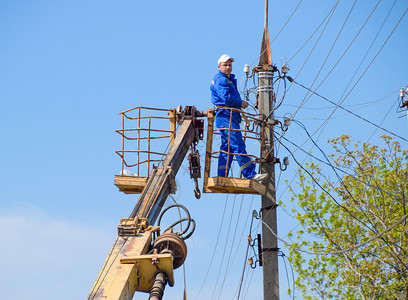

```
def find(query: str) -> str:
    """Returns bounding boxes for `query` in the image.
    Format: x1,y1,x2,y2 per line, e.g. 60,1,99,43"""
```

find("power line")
288,6,408,154
279,134,406,204
279,251,295,300
249,0,304,68
194,195,229,300
338,0,397,102
269,0,303,46
260,211,408,256
211,195,236,299
281,90,398,111
281,1,339,104
290,78,408,143
304,0,395,145
237,212,256,300
277,130,408,263
289,0,381,121
366,96,398,142
292,0,358,118
286,121,402,242
286,2,338,64
217,195,246,300
276,134,404,240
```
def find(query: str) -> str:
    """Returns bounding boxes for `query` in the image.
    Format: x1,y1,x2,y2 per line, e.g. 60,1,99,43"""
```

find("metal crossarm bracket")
117,217,149,236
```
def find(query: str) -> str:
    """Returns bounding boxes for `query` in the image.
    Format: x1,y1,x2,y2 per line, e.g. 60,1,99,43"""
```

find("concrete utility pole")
258,0,279,299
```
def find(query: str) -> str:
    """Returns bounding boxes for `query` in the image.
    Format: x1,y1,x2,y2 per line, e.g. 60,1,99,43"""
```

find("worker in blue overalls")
210,54,267,181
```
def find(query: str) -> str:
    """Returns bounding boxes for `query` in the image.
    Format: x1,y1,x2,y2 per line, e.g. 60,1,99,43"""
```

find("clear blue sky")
0,1,407,299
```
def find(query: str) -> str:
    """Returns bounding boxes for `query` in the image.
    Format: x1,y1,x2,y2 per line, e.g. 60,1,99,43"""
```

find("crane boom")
129,118,197,224
88,107,204,300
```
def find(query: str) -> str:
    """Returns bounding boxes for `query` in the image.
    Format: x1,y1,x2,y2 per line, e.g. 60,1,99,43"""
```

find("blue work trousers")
216,114,256,178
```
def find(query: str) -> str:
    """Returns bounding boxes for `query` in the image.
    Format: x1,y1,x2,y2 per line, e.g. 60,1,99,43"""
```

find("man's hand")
241,100,249,109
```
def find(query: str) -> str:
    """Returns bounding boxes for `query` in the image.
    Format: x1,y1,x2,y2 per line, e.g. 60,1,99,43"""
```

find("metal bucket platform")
204,176,266,195
203,109,267,195
114,175,148,194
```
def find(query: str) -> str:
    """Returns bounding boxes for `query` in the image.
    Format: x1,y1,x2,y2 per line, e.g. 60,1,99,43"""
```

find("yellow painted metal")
169,109,176,146
114,175,148,194
87,230,153,300
88,218,176,300
117,217,152,236
203,108,267,195
205,176,266,195
203,109,214,193
120,253,175,291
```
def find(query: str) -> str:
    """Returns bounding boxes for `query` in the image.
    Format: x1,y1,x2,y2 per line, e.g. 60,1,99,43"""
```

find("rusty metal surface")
87,231,152,300
116,107,175,177
203,109,214,193
128,119,197,225
162,119,195,174
152,232,187,270
91,106,203,300
205,107,267,178
259,27,272,66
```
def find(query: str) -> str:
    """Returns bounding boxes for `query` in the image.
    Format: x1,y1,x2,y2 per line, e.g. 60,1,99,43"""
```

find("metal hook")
194,178,201,199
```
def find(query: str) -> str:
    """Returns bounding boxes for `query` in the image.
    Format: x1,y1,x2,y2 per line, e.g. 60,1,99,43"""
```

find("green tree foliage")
286,135,408,299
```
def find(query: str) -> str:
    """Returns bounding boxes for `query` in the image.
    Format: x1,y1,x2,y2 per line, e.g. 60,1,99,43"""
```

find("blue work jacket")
210,71,242,121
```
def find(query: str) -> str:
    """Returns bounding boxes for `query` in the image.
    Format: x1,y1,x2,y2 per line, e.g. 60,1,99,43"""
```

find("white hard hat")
218,54,234,65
